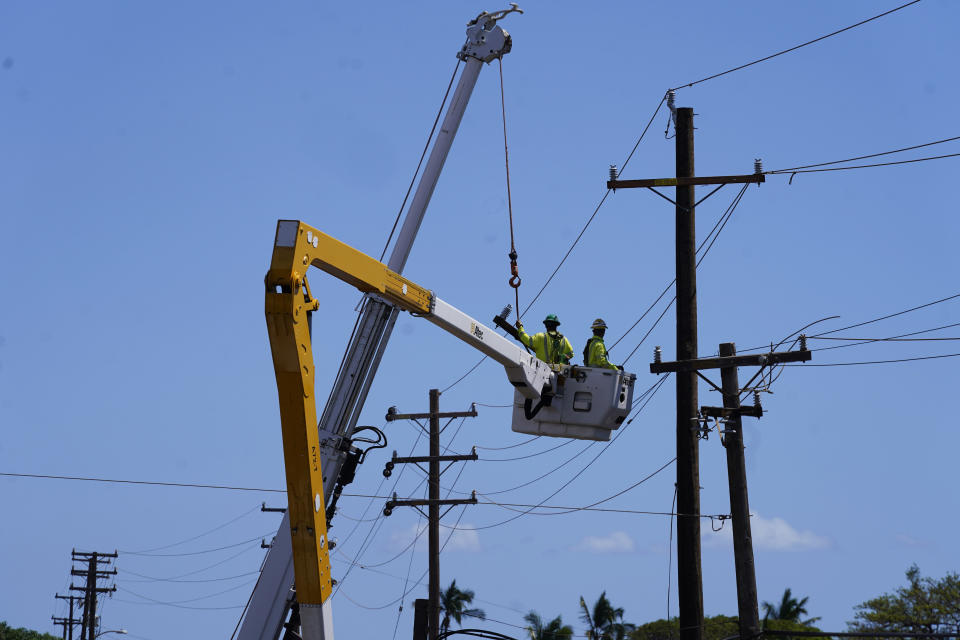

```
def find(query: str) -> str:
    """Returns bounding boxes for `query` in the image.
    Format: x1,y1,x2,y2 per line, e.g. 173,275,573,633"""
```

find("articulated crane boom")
264,219,555,638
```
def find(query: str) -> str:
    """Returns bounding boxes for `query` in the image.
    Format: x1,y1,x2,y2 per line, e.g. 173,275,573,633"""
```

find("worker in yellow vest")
516,313,574,365
584,318,620,370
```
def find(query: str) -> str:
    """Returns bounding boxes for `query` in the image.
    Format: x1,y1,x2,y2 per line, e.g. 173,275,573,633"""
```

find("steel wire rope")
442,371,670,531
439,94,668,394
498,56,522,318
122,504,261,554
669,0,923,91
767,135,960,174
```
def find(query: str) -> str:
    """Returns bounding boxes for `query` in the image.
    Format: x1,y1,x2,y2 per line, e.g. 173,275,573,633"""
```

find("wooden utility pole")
69,550,117,640
54,594,78,640
654,343,811,640
607,106,765,640
674,106,703,640
718,342,760,640
384,393,478,640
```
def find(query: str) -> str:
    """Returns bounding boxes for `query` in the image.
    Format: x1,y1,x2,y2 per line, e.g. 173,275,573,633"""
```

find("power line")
670,0,923,90
786,351,960,367
0,471,285,492
122,504,261,554
769,151,960,176
813,292,960,337
120,533,275,557
767,134,960,173
119,569,261,584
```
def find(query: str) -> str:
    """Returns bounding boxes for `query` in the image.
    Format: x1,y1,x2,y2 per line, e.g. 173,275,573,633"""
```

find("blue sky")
2,1,959,639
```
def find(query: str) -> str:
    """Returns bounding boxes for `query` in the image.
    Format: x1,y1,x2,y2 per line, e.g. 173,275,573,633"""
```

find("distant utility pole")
383,390,479,640
652,341,811,640
69,550,117,640
609,103,764,640
53,593,78,640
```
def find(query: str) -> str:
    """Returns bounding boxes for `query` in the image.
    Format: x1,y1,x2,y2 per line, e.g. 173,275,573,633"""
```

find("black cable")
670,0,923,90
120,569,260,584
785,352,960,367
120,533,275,557
768,135,960,173
479,438,575,462
122,504,260,554
770,151,960,175
813,292,960,337
379,60,461,261
0,471,284,492
122,544,261,582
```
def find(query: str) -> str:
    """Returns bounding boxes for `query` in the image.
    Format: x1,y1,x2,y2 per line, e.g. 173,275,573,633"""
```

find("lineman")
584,318,620,370
515,313,574,365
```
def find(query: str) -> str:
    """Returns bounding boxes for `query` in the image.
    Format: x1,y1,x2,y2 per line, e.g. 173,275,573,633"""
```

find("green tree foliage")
524,611,574,640
849,564,960,636
763,588,822,626
629,615,827,640
579,591,636,640
0,622,60,640
439,579,485,633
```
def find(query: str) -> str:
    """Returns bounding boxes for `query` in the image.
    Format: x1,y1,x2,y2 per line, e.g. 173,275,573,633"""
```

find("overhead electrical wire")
670,0,923,91
120,569,260,584
443,374,670,532
812,292,960,337
121,504,261,554
786,352,960,367
767,134,960,174
770,151,960,176
120,533,275,558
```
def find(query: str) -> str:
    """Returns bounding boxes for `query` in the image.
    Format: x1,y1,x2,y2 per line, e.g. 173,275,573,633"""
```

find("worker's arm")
516,323,534,350
589,340,619,370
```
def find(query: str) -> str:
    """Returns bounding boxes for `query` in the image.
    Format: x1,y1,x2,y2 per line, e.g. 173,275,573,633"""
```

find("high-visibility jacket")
584,336,618,370
517,325,574,365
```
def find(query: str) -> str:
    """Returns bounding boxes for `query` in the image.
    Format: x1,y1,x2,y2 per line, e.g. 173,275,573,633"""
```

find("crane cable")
498,56,522,321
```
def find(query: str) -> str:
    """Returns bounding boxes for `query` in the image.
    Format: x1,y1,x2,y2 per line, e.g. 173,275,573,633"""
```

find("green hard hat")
591,318,608,330
543,313,560,325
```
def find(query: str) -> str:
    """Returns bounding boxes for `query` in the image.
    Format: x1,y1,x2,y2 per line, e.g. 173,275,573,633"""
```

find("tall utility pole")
717,343,760,640
608,105,765,640
383,391,479,640
674,106,703,640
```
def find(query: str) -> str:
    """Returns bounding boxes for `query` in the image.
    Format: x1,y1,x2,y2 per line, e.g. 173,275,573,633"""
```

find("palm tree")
439,580,486,633
762,588,822,626
579,592,636,640
524,611,574,640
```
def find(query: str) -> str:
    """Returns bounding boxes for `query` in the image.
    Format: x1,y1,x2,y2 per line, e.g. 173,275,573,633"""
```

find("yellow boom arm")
263,221,432,608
